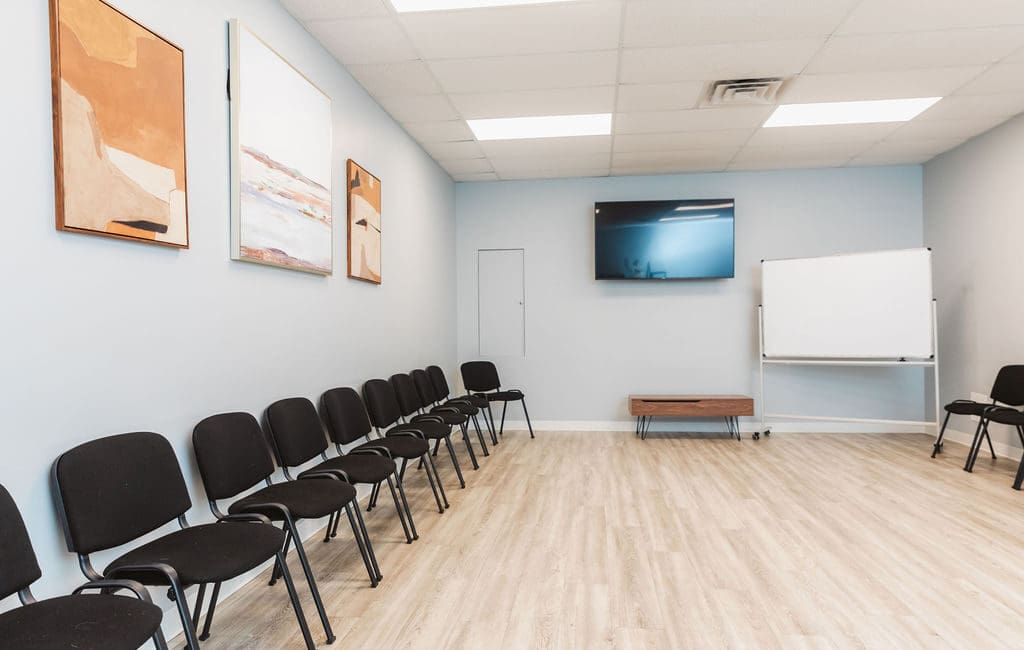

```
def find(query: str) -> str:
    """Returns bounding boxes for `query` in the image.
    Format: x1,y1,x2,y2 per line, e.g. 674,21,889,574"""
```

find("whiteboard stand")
756,301,942,441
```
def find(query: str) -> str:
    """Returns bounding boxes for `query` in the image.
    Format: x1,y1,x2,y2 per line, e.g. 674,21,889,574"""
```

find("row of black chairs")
932,364,1024,489
0,361,534,649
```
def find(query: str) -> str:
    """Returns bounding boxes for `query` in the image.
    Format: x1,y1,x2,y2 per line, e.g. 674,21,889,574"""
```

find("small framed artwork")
347,160,382,284
49,0,189,247
229,21,333,275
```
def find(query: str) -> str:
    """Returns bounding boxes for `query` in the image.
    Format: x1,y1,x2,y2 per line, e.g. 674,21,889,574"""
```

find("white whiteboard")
761,248,934,359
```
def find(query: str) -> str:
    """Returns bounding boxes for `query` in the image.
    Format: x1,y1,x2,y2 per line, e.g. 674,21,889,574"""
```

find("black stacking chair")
964,405,1024,475
428,364,498,445
461,360,535,439
192,412,372,644
932,365,1024,469
363,378,454,502
0,483,166,650
413,368,490,457
51,432,316,650
321,386,444,515
392,373,477,479
264,398,399,584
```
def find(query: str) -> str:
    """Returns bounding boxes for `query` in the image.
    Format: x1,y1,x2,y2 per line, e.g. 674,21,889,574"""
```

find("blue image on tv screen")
594,199,735,280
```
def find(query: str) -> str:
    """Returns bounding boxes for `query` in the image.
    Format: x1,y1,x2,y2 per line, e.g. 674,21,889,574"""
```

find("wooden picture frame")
49,0,189,248
346,160,382,284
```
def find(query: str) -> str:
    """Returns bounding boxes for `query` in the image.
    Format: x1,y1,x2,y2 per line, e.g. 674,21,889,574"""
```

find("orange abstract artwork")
50,0,188,247
347,160,382,284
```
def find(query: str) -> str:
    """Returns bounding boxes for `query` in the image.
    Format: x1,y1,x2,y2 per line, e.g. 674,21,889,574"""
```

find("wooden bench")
629,394,756,440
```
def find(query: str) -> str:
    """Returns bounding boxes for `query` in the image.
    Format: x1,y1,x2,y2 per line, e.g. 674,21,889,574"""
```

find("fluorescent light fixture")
660,214,720,222
764,97,941,128
467,113,611,141
391,0,575,12
674,203,734,212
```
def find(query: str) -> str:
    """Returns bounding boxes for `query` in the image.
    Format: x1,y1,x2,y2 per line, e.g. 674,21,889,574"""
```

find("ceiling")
280,0,1024,181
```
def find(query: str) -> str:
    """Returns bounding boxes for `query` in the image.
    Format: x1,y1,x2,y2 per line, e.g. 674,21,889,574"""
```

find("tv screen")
595,199,735,280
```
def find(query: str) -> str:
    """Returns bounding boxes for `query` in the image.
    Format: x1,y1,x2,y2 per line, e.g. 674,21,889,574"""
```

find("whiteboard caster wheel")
753,431,760,441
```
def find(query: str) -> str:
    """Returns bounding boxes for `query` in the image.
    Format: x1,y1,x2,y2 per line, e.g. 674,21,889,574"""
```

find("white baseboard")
936,427,1024,459
496,419,929,434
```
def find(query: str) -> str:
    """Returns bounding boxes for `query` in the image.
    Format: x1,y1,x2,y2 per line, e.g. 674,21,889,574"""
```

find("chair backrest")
411,369,439,406
264,398,329,468
990,365,1024,406
0,484,41,601
52,432,192,555
192,412,276,501
426,365,451,400
461,361,501,392
390,373,424,416
321,387,373,446
363,379,402,429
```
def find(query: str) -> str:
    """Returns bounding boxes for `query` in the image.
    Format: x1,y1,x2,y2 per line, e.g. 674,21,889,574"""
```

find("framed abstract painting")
229,21,333,275
49,0,189,247
346,160,382,284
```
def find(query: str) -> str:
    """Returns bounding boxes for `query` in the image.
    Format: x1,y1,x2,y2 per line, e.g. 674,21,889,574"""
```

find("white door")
478,249,525,357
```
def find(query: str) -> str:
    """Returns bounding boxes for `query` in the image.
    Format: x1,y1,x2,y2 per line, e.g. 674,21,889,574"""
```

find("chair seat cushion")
461,395,489,409
298,454,396,485
944,400,989,416
105,522,284,586
355,436,429,459
0,594,162,650
985,406,1024,425
228,480,355,521
478,390,524,402
390,420,449,439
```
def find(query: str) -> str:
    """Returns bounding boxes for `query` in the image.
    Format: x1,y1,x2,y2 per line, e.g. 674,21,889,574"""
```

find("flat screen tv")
595,199,735,280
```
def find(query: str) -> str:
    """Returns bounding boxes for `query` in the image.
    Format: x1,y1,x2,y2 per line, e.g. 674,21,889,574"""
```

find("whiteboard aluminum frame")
758,301,942,443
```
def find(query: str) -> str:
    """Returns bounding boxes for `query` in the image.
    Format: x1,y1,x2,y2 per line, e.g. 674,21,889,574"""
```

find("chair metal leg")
275,551,316,650
421,452,445,513
386,475,414,543
191,583,207,631
1014,446,1024,491
964,418,987,472
521,398,536,439
287,520,336,644
400,458,408,482
270,528,292,585
151,629,169,650
330,509,342,539
367,482,381,512
344,503,378,587
394,474,419,539
198,582,221,641
432,439,441,457
472,415,490,456
486,403,499,443
323,512,335,543
167,578,200,650
985,426,997,459
444,434,466,488
932,411,952,457
500,401,508,436
461,423,480,470
352,503,382,582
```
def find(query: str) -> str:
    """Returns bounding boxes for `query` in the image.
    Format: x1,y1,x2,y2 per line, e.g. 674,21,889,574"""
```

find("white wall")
456,167,928,431
925,113,1024,454
0,0,455,633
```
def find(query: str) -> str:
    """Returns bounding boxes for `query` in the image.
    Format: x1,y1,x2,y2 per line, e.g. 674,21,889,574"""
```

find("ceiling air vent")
700,78,787,108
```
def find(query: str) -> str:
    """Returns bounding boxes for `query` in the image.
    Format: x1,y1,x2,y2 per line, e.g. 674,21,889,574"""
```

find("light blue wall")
456,166,927,429
0,0,455,632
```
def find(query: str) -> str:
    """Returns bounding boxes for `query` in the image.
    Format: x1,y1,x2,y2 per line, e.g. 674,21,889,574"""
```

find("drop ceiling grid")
279,0,1024,181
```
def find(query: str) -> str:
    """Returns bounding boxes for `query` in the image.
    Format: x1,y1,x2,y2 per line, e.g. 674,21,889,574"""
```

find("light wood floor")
182,430,1024,649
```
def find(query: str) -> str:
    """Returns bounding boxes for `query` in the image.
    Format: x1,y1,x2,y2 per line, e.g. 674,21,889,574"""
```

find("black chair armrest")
218,512,272,525
350,446,392,459
73,579,155,603
301,469,353,484
431,405,462,414
411,414,445,424
387,428,426,440
506,389,524,396
106,562,182,587
231,502,293,526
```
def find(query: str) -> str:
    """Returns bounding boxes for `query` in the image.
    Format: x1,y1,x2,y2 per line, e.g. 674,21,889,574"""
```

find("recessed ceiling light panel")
764,97,942,128
467,113,612,141
391,0,576,12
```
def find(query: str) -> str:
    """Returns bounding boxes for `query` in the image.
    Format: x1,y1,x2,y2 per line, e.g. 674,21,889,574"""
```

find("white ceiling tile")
308,18,417,65
281,0,388,21
919,93,1024,120
441,158,494,175
499,168,611,180
847,151,935,166
453,172,499,182
613,148,739,168
402,120,474,142
884,116,1010,141
745,123,901,147
806,28,1024,74
611,160,731,175
479,135,612,158
838,0,1024,34
399,2,621,59
450,86,615,119
625,0,858,48
729,144,861,170
1006,46,1024,63
613,129,755,152
620,38,825,84
346,61,442,96
376,94,459,122
423,140,486,160
856,138,965,160
616,82,705,112
615,107,774,134
956,63,1024,94
780,67,987,103
429,50,619,94
490,153,612,174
